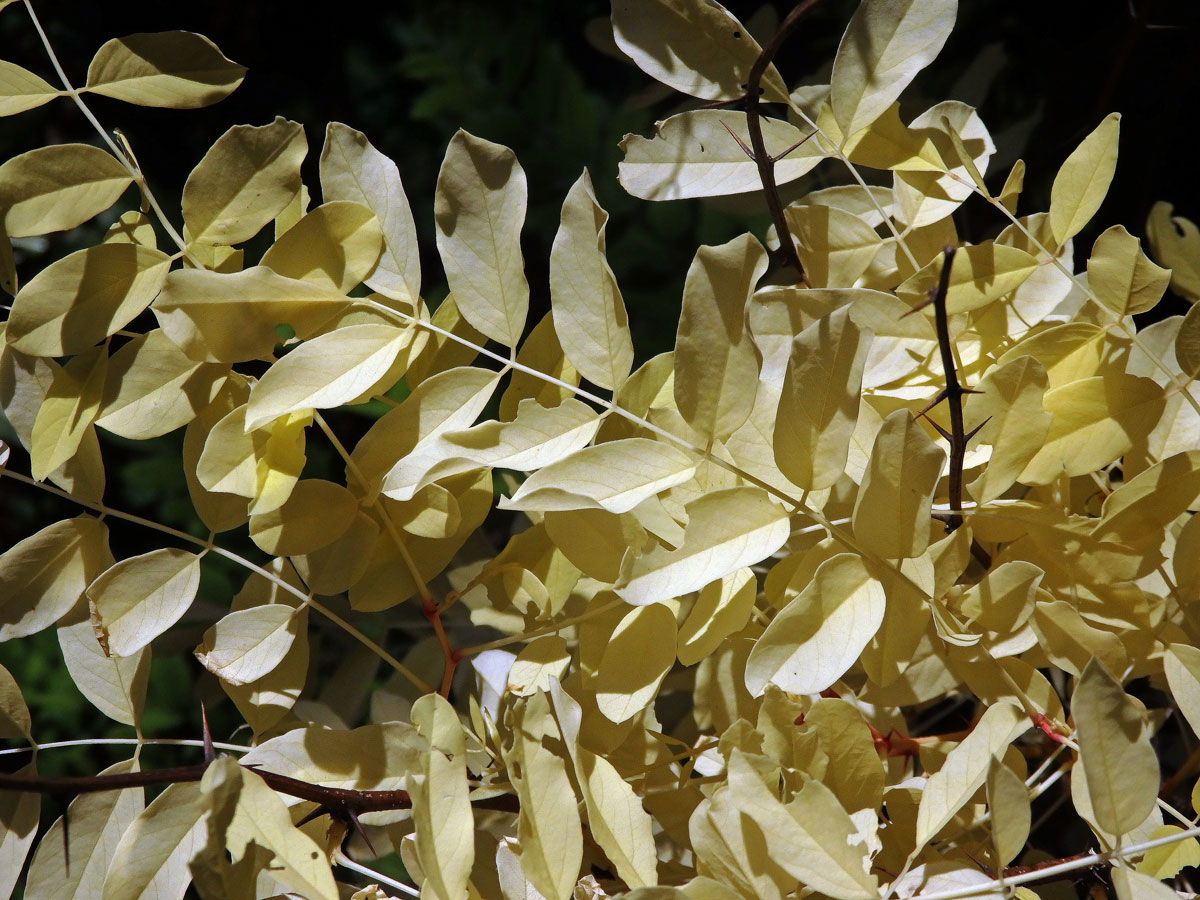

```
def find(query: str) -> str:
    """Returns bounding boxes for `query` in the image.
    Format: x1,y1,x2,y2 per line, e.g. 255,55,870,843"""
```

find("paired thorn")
296,804,377,856
201,701,216,764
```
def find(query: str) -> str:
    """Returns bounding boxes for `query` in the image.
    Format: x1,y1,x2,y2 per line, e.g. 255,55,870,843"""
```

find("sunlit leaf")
87,548,201,657
596,603,677,722
0,59,61,116
194,603,299,685
59,618,150,727
0,144,131,238
85,31,244,108
897,242,1037,315
435,129,529,347
102,781,206,900
746,553,885,697
1049,113,1120,247
1087,225,1171,317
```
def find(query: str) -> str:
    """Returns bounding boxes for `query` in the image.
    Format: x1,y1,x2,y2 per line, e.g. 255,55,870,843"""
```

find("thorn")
347,809,377,856
296,804,331,828
719,120,757,160
900,295,936,318
770,130,816,163
915,389,949,418
928,420,952,441
960,387,985,396
201,701,215,764
965,417,992,442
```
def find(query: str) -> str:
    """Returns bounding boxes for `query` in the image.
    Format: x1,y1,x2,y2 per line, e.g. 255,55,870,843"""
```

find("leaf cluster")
4,2,1200,900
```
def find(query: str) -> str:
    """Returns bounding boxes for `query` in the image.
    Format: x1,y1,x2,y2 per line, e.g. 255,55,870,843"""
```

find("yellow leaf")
675,234,765,441
617,109,822,201
746,553,885,697
204,760,339,900
577,747,658,888
406,294,484,387
1163,644,1200,739
499,312,580,419
0,763,40,897
611,0,789,102
503,437,695,515
1087,225,1171,317
0,515,111,642
894,102,994,227
959,560,1042,634
965,355,1052,502
677,567,755,666
1095,450,1200,541
806,698,886,813
999,159,1025,214
507,635,572,696
897,242,1038,315
1145,201,1200,302
1114,868,1190,900
196,404,308,514
1134,825,1200,879
1175,301,1200,379
774,307,872,491
182,117,306,246
320,123,421,304
915,701,1026,847
1072,659,1159,837
435,129,529,347
259,200,382,292
596,603,677,722
1031,599,1126,677
986,757,1030,867
245,323,413,430
0,663,29,740
29,346,106,480
96,329,226,440
1019,374,1165,484
616,486,789,606
85,31,244,108
1049,113,1120,247
785,205,883,287
154,265,351,363
58,618,150,727
24,759,143,900
852,410,945,559
506,694,583,900
830,0,957,137
104,782,207,900
86,547,201,657
6,242,170,356
194,603,299,685
441,397,602,474
182,376,251,533
0,59,60,116
996,322,1108,390
247,478,357,556
0,143,131,237
550,169,633,390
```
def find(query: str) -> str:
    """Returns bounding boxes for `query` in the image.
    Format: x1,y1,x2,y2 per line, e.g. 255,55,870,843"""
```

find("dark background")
1,0,1198,878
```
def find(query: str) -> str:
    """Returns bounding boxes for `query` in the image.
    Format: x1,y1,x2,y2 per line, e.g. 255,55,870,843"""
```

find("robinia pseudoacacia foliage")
3,0,1200,899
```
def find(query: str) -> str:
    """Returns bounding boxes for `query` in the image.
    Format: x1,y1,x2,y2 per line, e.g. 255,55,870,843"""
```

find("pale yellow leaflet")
550,170,633,390
86,547,201,657
986,757,1031,868
897,242,1037,315
964,356,1052,503
0,143,131,238
435,130,529,348
101,783,207,900
596,603,677,723
0,59,61,115
1049,113,1120,248
194,604,298,686
1164,644,1200,739
248,478,358,556
1087,225,1171,317
611,0,788,102
84,32,245,108
259,200,382,292
29,347,106,481
677,567,756,666
1146,201,1200,301
576,747,658,887
785,205,883,287
58,618,149,727
181,117,306,246
1177,302,1200,379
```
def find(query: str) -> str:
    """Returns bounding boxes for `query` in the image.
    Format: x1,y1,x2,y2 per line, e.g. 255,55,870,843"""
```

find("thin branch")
740,0,824,284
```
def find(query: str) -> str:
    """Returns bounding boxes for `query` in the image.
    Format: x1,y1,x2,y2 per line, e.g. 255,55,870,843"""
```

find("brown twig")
422,594,461,698
740,0,824,285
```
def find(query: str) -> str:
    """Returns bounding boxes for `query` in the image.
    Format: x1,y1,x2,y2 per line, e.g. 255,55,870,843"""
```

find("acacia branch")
740,0,824,284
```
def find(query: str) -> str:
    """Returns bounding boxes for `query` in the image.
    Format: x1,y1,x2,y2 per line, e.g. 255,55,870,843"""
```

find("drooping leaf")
550,170,633,390
410,694,474,900
101,781,207,900
773,307,872,491
0,515,111,642
435,129,529,348
616,486,790,606
596,603,678,723
986,757,1031,868
87,548,201,657
320,122,422,304
965,356,1053,503
746,553,886,697
852,410,945,559
1177,302,1200,380
1049,113,1120,247
181,117,306,246
677,567,756,666
576,747,658,888
830,0,958,137
59,618,150,727
0,763,39,900
611,0,788,102
1072,659,1159,837
6,243,170,357
674,233,766,443
915,701,1026,847
85,31,245,108
0,144,131,238
29,347,107,481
